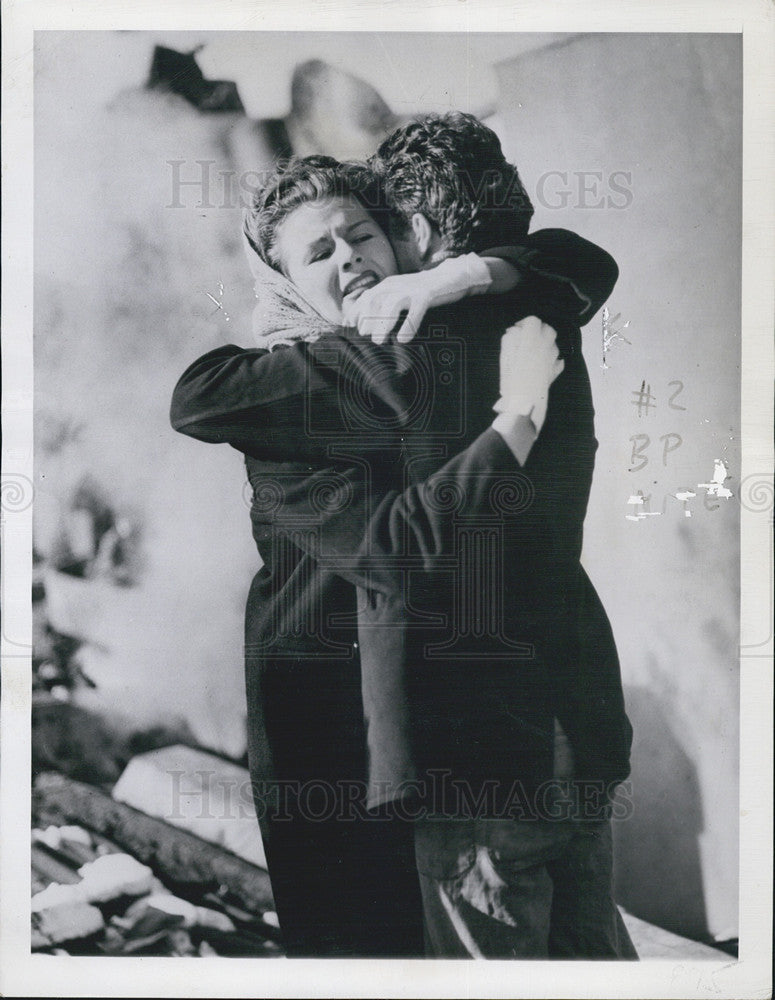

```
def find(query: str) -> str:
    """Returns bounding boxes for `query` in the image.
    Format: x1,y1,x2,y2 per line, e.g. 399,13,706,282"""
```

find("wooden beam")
33,772,274,917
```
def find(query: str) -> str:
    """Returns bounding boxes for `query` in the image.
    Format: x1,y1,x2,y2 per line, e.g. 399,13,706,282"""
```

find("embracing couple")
171,112,635,960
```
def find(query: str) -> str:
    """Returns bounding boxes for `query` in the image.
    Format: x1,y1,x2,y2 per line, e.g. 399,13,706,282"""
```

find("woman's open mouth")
342,271,379,301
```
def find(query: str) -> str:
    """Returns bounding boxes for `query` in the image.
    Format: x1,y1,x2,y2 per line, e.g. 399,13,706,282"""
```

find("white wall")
36,30,568,122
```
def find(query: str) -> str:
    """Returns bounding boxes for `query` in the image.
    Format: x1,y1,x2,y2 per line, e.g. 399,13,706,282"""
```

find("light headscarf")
241,216,336,351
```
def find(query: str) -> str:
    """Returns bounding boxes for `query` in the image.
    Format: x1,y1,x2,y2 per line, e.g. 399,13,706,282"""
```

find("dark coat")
170,229,633,953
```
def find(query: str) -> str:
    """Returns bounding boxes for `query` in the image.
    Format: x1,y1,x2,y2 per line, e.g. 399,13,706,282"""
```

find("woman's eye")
309,247,332,263
354,234,373,244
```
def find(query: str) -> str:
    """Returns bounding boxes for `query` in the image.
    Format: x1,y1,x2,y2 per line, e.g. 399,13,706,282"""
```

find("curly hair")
243,155,389,271
370,112,534,254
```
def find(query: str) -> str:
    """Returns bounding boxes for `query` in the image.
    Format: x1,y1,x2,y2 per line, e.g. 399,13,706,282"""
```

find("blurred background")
33,31,741,951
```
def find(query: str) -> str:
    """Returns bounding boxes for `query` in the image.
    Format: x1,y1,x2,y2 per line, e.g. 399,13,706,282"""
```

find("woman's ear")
410,212,439,262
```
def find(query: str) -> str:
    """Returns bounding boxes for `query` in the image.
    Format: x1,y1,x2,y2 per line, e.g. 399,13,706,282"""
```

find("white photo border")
2,1,772,997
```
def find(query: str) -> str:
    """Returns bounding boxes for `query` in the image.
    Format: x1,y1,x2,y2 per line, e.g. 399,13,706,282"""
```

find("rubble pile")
32,549,282,958
32,764,282,957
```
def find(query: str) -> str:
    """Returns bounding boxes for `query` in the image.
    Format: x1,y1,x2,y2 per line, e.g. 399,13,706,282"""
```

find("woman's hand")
343,253,494,345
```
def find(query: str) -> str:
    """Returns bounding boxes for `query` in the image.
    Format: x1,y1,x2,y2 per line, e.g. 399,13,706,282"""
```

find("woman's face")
273,194,397,324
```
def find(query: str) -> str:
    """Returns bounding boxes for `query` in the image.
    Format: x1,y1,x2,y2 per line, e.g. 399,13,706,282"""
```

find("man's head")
370,112,534,272
243,156,397,324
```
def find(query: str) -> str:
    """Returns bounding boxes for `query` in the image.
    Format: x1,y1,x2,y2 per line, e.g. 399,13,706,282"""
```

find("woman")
172,154,623,957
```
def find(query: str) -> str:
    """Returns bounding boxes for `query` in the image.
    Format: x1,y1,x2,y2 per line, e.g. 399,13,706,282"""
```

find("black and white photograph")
1,2,773,997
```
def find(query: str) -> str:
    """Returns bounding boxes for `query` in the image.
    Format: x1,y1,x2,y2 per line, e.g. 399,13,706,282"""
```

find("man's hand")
343,273,433,345
343,254,493,345
494,316,564,433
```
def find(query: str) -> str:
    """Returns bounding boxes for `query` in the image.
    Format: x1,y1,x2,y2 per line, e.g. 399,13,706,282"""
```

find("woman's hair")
243,155,388,271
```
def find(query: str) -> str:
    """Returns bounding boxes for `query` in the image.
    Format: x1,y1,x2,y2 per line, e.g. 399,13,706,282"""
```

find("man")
171,114,633,957
361,115,635,957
